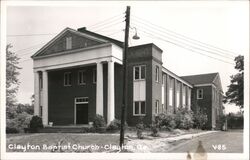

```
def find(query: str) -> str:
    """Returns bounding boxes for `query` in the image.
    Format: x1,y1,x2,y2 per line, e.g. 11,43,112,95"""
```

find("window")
155,65,159,82
39,106,42,117
133,101,146,116
197,89,203,99
169,78,174,106
176,83,180,108
75,97,89,104
78,70,86,85
64,72,72,86
93,69,96,83
162,74,166,85
187,88,191,110
134,65,146,80
66,37,72,50
155,100,159,114
182,86,186,106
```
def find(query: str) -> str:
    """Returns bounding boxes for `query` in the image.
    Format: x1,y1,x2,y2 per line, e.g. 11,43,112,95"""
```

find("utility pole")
120,6,130,148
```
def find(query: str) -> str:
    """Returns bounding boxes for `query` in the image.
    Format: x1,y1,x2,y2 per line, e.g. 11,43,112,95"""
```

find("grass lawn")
6,133,122,153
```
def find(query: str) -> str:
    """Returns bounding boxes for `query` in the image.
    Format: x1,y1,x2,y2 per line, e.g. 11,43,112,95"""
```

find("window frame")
133,65,146,81
64,72,72,86
78,70,86,85
197,89,203,99
133,101,146,116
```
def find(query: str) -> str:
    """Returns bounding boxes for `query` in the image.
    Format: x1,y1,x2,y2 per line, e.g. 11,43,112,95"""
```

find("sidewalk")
125,130,218,152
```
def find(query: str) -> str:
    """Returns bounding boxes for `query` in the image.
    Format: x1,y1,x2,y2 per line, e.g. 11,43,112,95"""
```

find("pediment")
32,28,107,58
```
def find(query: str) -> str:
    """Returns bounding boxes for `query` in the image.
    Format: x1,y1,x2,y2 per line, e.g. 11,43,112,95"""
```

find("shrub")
155,113,176,130
93,114,106,129
193,110,208,129
175,108,194,130
29,115,43,132
6,127,19,133
6,112,32,133
136,117,145,139
106,119,128,132
227,113,243,129
150,122,159,137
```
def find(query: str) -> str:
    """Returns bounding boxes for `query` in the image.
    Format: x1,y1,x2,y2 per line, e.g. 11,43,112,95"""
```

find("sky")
4,1,249,114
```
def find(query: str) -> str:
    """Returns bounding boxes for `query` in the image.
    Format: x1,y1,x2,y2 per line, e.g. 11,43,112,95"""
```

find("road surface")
168,130,243,153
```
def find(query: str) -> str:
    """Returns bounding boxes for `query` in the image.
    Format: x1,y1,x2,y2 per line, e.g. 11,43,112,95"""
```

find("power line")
106,30,123,36
133,19,235,60
87,13,124,29
14,42,46,53
89,16,124,31
131,22,234,61
93,21,124,32
139,29,234,65
132,15,238,57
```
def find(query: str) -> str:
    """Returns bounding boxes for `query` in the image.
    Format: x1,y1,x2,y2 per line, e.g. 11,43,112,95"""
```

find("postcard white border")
1,1,249,160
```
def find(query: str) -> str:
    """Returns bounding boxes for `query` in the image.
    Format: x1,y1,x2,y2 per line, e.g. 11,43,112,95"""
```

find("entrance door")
76,104,88,124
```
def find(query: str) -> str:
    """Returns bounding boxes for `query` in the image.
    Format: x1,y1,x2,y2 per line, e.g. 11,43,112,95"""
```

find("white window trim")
133,65,146,81
78,70,86,85
133,101,146,116
74,97,88,124
75,97,89,104
197,89,203,99
64,72,72,86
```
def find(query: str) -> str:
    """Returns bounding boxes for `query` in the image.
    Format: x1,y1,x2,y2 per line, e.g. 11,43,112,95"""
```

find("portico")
33,39,123,126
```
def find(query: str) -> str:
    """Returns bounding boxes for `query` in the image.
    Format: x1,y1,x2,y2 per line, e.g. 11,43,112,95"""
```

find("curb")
166,131,218,152
166,131,218,142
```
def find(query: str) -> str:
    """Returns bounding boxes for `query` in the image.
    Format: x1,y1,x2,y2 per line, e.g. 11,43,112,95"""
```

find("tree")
6,44,21,119
6,44,21,107
224,55,244,109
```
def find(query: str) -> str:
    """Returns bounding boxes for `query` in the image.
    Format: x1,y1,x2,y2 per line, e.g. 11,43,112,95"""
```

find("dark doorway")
76,104,88,124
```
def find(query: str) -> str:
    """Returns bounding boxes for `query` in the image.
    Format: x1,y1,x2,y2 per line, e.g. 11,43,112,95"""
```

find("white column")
107,61,115,124
42,71,48,126
96,62,103,116
34,71,40,116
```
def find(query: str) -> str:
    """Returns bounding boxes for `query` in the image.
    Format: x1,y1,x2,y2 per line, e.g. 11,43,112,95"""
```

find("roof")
77,27,124,48
31,27,123,58
162,67,193,88
128,43,163,53
180,72,218,85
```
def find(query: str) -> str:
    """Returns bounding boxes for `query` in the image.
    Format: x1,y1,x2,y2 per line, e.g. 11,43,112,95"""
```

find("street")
168,130,243,153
